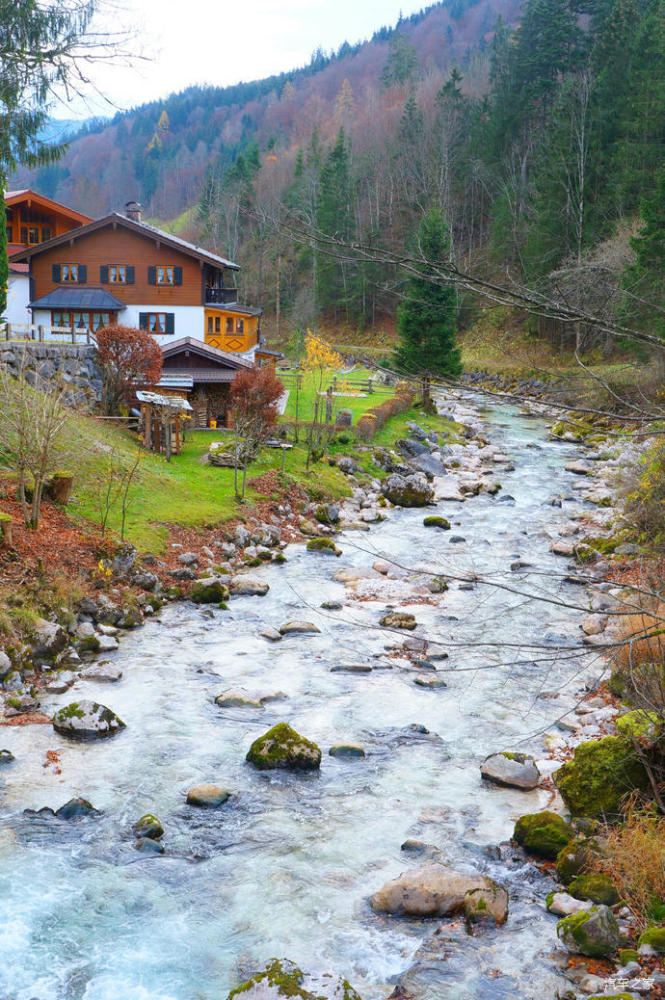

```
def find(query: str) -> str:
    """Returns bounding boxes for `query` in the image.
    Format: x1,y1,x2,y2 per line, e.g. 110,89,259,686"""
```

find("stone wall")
0,342,103,408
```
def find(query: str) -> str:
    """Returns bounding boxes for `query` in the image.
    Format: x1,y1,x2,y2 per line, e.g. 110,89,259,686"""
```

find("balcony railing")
205,287,238,305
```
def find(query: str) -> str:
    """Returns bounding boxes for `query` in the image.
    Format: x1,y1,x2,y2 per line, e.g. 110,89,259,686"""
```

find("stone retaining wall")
0,342,102,408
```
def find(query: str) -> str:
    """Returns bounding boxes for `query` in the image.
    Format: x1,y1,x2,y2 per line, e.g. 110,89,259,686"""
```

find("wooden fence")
276,371,392,395
1,322,93,345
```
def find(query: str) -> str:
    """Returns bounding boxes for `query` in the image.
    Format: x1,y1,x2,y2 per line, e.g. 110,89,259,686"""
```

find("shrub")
598,810,665,928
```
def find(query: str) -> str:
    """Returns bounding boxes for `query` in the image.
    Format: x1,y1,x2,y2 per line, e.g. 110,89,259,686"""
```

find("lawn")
279,366,396,423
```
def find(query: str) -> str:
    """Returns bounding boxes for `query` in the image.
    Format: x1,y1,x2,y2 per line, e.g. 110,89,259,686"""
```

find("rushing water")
0,400,604,1000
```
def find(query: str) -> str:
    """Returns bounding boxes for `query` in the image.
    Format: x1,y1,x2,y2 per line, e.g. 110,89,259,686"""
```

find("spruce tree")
394,209,462,379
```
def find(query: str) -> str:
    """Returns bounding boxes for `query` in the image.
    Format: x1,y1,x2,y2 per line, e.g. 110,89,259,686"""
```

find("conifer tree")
394,209,462,379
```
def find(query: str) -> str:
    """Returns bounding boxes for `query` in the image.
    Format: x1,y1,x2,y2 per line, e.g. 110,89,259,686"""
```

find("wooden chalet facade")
157,336,254,428
9,204,265,358
6,190,92,328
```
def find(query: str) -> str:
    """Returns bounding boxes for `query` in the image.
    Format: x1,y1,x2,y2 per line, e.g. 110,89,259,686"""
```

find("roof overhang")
161,336,254,370
29,286,126,310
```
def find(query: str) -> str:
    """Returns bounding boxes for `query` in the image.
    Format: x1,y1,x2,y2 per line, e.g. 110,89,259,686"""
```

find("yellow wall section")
204,308,259,353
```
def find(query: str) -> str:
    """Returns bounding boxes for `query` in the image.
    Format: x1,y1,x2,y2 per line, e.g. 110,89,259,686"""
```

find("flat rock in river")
278,620,321,635
230,577,270,597
370,863,494,917
480,751,540,790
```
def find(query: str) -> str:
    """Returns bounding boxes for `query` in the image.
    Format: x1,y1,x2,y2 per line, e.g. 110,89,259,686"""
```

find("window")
92,313,110,331
226,317,233,334
51,310,114,331
109,265,126,284
236,318,244,334
20,227,27,244
207,315,213,334
28,227,40,244
215,316,221,333
41,227,51,242
156,265,174,285
62,264,79,283
52,311,69,329
147,313,167,333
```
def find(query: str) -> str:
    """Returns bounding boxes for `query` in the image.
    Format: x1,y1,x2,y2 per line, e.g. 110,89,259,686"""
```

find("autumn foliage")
95,325,163,415
230,365,285,497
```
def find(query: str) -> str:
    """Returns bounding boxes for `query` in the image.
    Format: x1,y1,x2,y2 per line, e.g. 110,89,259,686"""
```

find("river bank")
0,387,657,1000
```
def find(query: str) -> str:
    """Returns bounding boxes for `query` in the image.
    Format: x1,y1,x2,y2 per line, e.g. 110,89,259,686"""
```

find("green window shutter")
52,264,61,282
173,266,183,286
126,266,135,284
138,312,148,330
165,313,175,335
148,266,156,285
78,265,87,284
100,265,109,283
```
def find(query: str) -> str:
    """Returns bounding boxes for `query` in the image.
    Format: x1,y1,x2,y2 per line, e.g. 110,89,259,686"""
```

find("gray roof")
157,374,194,390
162,367,238,384
206,302,262,317
136,390,192,410
12,212,240,271
29,286,126,310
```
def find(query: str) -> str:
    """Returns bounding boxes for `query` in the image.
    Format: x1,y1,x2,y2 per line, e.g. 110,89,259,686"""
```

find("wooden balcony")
205,287,238,305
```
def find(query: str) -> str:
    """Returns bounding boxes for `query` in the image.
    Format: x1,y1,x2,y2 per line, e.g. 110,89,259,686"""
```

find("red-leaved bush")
95,325,163,415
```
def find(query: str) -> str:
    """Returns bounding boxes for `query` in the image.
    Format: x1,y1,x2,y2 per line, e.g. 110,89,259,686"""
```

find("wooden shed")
136,390,192,459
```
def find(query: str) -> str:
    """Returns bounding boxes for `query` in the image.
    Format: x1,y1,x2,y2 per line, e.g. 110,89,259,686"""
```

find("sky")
57,0,431,121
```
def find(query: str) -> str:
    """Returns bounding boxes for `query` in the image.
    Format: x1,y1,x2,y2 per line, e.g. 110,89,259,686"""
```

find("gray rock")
278,620,321,635
329,743,366,759
411,454,447,478
52,700,125,740
557,905,622,957
55,797,98,820
337,456,357,475
382,473,434,508
226,959,361,1000
135,837,165,855
215,689,263,709
260,626,282,642
547,892,594,917
0,651,12,681
413,675,448,690
110,543,136,578
30,618,69,662
230,577,270,597
170,567,195,581
186,784,232,807
480,751,541,790
132,570,160,592
178,552,198,566
80,663,123,683
0,749,15,765
45,670,77,693
370,864,495,917
464,885,509,925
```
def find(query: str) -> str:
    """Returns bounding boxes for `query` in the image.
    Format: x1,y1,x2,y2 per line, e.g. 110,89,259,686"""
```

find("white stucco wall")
31,303,206,345
6,273,30,328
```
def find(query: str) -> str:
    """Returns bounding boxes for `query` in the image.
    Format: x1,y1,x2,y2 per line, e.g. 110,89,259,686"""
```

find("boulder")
30,618,69,663
230,577,270,597
336,457,357,475
0,651,12,681
135,837,165,855
246,722,321,771
315,504,340,525
556,836,603,885
52,700,126,741
306,537,342,556
569,873,620,906
186,784,232,807
554,736,649,817
464,885,509,925
260,626,282,642
190,577,230,603
513,811,574,859
637,928,665,954
329,743,366,759
0,749,15,765
382,473,434,508
370,864,495,918
423,516,451,530
226,959,361,1000
80,663,123,683
380,611,417,631
557,905,622,957
480,752,541,790
45,670,77,693
132,813,164,839
215,689,263,709
278,621,321,636
55,797,98,820
411,454,447,478
547,892,594,917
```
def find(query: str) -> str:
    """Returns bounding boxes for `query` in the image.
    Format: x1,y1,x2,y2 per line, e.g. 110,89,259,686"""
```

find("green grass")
280,367,395,423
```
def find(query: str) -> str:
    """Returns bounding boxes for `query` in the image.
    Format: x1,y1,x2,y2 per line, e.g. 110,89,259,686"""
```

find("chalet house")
9,202,265,358
5,189,92,328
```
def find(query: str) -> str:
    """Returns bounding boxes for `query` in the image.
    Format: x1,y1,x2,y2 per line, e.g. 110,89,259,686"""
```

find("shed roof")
136,390,193,410
161,336,254,370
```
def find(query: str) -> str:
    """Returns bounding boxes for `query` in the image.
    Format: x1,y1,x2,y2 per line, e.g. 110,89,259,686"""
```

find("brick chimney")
125,200,142,222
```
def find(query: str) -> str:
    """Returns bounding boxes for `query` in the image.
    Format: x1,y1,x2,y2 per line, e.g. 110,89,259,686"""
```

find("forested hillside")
14,0,665,350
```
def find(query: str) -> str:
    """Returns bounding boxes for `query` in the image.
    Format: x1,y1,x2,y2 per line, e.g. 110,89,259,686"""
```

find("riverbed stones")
132,813,164,839
30,618,69,663
80,663,123,683
45,670,77,693
380,611,417,631
480,751,541,790
278,620,321,635
260,626,282,642
306,537,342,556
55,797,98,820
382,473,434,508
226,959,361,1000
464,885,509,925
246,722,321,771
136,837,165,855
370,864,496,918
230,577,270,597
186,784,232,807
0,749,15,765
547,892,594,917
557,905,622,957
52,700,126,740
330,663,372,674
329,743,365,759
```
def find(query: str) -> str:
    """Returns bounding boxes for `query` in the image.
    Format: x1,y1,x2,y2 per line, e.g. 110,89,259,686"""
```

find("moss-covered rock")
513,811,574,860
306,537,342,556
638,928,665,953
568,873,619,906
246,722,321,772
557,906,621,957
227,958,362,1000
423,516,451,530
190,578,230,604
555,836,602,885
619,948,640,965
554,736,650,817
132,813,164,840
52,700,125,741
615,710,660,741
